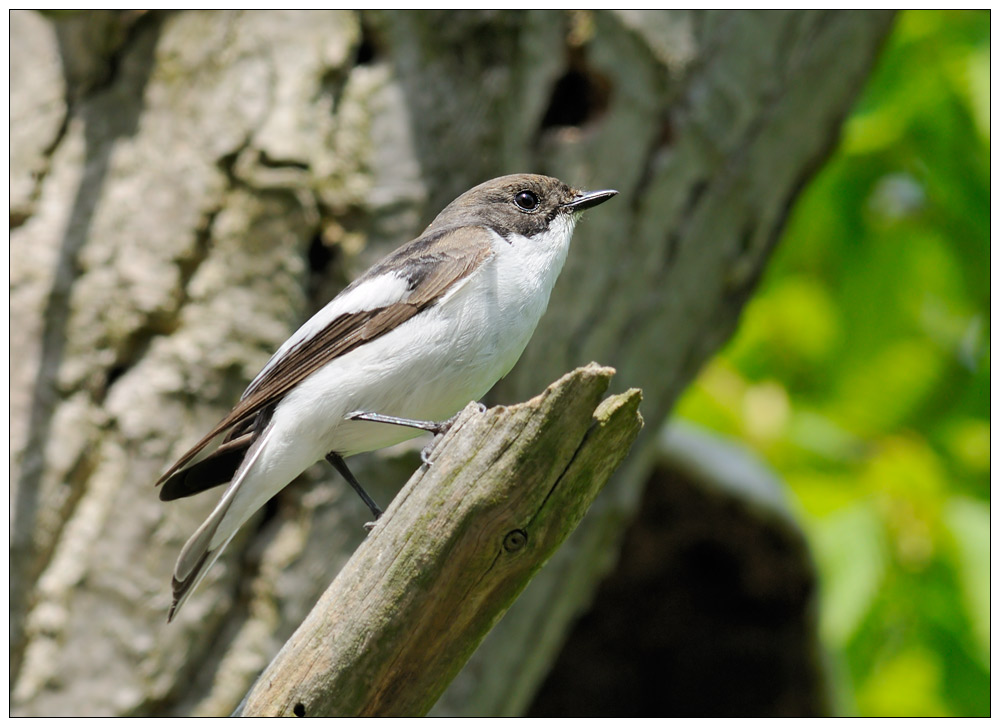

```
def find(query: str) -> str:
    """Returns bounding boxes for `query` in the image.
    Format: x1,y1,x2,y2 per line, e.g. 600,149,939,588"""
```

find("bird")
156,173,617,620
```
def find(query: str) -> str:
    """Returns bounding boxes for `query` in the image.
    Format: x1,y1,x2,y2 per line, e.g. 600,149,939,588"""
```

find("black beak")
563,188,618,212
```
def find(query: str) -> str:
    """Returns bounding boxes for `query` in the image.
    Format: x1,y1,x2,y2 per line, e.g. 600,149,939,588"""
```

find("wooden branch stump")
234,364,642,717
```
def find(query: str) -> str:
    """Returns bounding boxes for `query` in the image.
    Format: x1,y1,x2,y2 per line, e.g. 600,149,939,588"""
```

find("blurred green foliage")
675,10,989,717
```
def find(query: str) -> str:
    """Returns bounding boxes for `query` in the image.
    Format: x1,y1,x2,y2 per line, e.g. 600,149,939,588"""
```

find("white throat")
490,213,578,305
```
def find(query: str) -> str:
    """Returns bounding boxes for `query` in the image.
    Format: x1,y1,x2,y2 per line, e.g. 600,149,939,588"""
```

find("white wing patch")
245,272,411,396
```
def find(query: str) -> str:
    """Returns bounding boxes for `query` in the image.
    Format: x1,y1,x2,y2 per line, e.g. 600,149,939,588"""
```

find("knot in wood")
503,529,528,553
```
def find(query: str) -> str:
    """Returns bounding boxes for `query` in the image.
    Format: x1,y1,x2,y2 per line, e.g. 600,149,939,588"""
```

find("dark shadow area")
528,461,830,717
540,58,611,131
354,15,380,66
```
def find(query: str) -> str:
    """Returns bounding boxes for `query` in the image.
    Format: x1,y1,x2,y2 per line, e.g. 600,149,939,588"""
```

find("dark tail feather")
165,421,276,622
158,433,253,501
168,536,234,622
167,500,237,621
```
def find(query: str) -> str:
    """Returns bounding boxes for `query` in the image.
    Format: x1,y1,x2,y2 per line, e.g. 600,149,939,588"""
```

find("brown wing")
155,226,494,488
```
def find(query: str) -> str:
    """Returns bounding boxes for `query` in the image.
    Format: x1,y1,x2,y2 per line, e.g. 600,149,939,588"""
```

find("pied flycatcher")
157,173,617,620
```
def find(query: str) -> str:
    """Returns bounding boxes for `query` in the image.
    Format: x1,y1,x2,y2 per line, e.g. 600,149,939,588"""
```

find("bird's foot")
417,402,488,465
420,438,442,466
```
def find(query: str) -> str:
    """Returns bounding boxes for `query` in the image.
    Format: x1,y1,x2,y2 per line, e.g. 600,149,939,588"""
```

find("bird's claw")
421,438,441,465
420,402,488,465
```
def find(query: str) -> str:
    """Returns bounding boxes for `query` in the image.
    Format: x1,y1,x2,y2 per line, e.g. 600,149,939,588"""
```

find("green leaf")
942,497,990,665
856,647,949,717
813,503,888,645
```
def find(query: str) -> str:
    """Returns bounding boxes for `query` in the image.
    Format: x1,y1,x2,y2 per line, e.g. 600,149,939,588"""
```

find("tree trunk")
10,9,894,716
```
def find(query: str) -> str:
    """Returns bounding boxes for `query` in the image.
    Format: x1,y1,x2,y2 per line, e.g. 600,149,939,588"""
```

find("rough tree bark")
10,9,894,716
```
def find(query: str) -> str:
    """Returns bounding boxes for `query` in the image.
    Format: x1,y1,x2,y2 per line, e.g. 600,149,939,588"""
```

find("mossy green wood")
236,364,643,717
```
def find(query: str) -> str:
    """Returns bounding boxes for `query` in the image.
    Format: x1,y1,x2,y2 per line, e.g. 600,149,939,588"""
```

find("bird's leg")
348,411,454,466
346,411,453,434
347,404,488,464
325,452,382,529
348,403,487,435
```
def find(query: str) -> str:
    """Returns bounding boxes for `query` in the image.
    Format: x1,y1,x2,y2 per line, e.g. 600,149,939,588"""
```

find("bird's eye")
514,190,539,211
